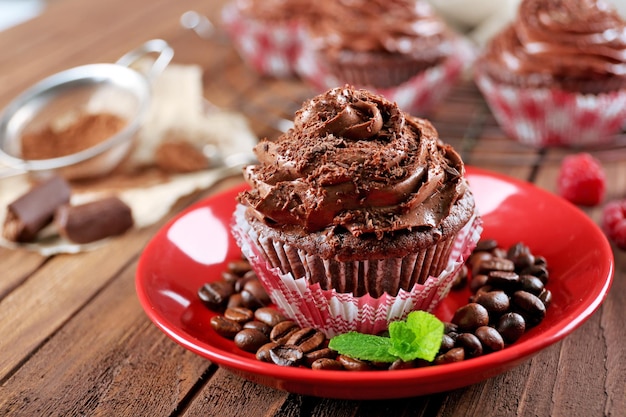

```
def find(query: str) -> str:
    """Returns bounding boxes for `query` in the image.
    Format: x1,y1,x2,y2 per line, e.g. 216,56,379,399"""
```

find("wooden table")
1,0,625,415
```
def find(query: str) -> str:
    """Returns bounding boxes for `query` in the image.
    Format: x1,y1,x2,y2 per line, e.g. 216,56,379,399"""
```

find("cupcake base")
232,205,483,337
475,69,626,148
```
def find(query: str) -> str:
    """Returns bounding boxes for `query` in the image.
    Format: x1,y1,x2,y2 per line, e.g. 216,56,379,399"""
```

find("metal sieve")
0,39,173,180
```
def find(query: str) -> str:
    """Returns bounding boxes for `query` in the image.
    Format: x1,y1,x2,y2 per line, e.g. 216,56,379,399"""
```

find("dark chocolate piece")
2,175,72,242
55,196,133,244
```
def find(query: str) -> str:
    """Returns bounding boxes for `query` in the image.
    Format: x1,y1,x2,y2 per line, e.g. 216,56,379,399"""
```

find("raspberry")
557,153,606,206
602,200,626,250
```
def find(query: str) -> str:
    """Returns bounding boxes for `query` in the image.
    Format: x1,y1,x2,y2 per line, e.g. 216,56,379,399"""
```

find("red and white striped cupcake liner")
475,69,626,148
221,3,306,78
232,205,483,337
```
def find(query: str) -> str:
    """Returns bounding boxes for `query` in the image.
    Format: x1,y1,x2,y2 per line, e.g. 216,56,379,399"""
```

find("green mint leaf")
328,332,397,362
328,311,445,364
388,321,419,361
389,311,444,362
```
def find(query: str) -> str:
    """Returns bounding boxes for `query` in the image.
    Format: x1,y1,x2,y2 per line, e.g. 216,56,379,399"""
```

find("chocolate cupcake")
232,86,482,336
295,0,473,116
474,0,626,147
221,0,315,77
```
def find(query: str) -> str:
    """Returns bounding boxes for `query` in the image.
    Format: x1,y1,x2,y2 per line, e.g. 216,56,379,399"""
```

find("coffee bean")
224,307,254,324
256,341,279,362
388,359,419,370
475,326,504,352
470,252,494,275
311,358,344,370
475,239,499,252
519,275,544,295
198,281,234,311
241,290,262,309
452,303,489,332
270,320,300,344
210,315,242,339
493,247,508,259
451,264,468,290
234,328,270,352
477,258,515,274
469,285,494,303
444,322,458,334
486,270,520,291
456,333,483,358
512,290,546,325
243,320,272,337
440,334,456,352
270,344,303,367
226,293,245,309
337,355,372,371
241,279,271,308
285,327,326,353
221,271,240,285
235,270,257,292
520,264,549,283
497,312,526,344
538,288,552,308
469,274,489,293
304,347,337,367
227,259,253,276
507,242,535,270
435,347,465,364
254,307,287,327
474,290,510,317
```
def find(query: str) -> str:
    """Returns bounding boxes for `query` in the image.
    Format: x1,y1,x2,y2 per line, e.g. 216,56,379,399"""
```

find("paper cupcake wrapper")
221,3,305,78
475,70,626,147
295,38,474,116
232,206,483,337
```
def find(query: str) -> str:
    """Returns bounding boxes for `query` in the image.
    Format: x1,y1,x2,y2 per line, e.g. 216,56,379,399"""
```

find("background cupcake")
295,0,474,116
474,0,626,147
232,86,482,336
220,0,315,78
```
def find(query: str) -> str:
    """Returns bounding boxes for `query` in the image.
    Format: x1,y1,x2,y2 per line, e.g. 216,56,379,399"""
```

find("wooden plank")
0,248,46,299
0,224,158,382
0,259,212,416
183,368,289,417
0,0,221,105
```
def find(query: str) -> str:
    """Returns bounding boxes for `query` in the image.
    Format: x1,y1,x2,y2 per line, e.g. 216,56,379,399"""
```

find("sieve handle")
115,39,174,83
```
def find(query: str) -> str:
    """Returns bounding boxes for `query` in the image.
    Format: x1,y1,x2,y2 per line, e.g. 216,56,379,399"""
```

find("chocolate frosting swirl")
481,0,626,93
239,86,467,238
307,0,453,61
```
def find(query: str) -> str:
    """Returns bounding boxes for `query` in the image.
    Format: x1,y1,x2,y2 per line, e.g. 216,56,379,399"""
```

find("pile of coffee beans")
198,259,377,370
198,239,552,370
435,239,551,364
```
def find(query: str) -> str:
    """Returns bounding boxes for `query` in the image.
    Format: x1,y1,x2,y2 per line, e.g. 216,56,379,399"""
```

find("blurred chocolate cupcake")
232,86,482,336
474,0,626,147
221,0,315,77
296,0,473,116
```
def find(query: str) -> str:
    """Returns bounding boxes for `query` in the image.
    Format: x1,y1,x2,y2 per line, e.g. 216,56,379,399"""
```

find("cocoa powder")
21,112,127,160
155,139,208,173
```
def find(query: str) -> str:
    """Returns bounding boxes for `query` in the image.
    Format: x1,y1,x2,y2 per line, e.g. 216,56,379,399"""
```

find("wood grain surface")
0,0,624,416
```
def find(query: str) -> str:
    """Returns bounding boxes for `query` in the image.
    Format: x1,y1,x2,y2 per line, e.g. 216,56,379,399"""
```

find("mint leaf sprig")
328,311,444,363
